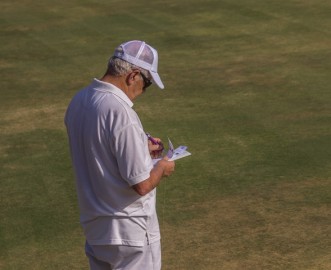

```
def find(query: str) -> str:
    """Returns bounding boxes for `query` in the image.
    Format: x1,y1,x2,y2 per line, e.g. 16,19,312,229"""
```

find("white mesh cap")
113,40,164,89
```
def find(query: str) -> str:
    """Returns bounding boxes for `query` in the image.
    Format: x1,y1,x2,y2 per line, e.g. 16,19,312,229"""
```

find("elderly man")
65,40,175,270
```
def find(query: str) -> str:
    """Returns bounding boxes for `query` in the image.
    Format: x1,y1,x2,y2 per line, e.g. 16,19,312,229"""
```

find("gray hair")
107,57,149,78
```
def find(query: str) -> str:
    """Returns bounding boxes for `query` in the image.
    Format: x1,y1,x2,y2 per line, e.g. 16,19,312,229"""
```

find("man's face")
129,70,152,100
140,72,152,92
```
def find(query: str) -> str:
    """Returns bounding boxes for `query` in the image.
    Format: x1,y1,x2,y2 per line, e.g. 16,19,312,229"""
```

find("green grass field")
1,0,331,269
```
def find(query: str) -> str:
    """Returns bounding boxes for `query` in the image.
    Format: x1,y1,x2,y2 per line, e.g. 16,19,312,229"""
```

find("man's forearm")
132,163,165,196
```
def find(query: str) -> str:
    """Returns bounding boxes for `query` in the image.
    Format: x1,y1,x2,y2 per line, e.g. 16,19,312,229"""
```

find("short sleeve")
114,123,153,186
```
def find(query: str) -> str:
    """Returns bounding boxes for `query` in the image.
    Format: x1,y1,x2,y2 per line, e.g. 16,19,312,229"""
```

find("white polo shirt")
65,79,159,247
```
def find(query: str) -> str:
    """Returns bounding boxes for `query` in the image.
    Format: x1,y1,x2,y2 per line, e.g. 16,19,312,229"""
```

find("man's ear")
126,70,139,86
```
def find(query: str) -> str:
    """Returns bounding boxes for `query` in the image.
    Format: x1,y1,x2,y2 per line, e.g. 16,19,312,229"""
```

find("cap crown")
113,40,164,89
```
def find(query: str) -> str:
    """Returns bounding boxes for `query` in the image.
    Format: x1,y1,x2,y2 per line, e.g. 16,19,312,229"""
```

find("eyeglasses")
140,72,152,90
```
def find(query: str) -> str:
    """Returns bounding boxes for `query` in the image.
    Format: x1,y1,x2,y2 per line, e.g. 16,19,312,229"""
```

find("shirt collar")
91,78,134,108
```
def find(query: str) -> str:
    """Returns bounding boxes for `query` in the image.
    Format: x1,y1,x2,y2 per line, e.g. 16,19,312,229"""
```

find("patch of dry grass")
1,103,67,135
161,178,331,270
0,103,67,161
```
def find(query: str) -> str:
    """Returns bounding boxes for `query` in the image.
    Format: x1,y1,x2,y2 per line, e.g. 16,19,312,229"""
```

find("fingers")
148,140,163,150
158,159,175,177
152,137,162,143
148,138,164,159
153,138,164,152
149,144,162,152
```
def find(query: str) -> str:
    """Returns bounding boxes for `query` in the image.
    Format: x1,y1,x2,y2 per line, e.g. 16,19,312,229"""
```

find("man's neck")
100,74,134,101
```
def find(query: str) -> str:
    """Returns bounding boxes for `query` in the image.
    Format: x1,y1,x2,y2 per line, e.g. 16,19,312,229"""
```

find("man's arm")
132,158,175,196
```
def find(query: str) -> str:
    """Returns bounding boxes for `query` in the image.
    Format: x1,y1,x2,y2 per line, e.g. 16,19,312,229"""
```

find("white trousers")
85,238,161,270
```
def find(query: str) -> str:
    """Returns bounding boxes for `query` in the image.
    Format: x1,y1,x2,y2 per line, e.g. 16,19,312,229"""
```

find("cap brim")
150,72,164,89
